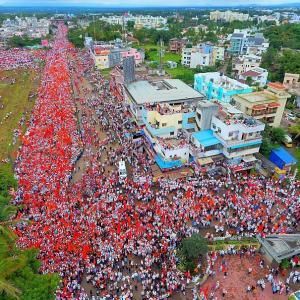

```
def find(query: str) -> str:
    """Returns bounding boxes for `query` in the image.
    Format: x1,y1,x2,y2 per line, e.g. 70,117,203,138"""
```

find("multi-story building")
169,38,188,54
228,30,269,55
238,67,268,87
233,54,262,76
232,82,290,127
91,44,144,70
182,44,224,69
100,14,167,29
124,79,204,124
208,102,265,162
210,10,249,22
194,72,253,103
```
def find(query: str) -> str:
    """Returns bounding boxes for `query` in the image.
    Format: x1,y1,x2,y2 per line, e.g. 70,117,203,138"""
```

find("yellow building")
92,49,110,69
232,82,290,127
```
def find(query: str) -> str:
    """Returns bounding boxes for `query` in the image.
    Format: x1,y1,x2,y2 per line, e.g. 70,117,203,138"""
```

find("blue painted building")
194,72,253,103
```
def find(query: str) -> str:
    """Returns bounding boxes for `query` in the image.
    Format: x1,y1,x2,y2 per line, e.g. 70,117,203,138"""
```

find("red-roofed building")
238,67,268,87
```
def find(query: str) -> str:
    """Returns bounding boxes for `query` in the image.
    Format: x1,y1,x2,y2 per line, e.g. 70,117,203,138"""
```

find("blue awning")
229,140,262,150
192,130,221,148
271,147,297,165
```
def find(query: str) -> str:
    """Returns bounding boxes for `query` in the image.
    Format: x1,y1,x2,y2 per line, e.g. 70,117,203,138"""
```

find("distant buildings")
238,67,268,87
210,10,249,22
0,16,50,39
182,44,225,68
232,82,290,127
100,13,167,30
169,38,188,54
194,72,253,103
228,30,269,56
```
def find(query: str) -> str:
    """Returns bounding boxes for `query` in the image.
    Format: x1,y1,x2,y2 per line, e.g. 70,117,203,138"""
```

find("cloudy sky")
1,0,299,6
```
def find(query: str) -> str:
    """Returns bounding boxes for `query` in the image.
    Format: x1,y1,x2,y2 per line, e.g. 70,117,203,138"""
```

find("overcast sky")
1,0,299,6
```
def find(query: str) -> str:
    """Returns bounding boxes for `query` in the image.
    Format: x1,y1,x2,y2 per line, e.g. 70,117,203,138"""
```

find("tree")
260,138,273,156
289,119,300,140
127,21,135,32
245,76,253,86
270,127,286,144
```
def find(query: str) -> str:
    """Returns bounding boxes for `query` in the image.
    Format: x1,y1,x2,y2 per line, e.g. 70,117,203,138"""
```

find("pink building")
120,48,144,66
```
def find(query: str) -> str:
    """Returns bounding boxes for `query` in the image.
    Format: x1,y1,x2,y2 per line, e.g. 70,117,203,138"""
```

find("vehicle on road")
283,134,293,148
118,160,127,179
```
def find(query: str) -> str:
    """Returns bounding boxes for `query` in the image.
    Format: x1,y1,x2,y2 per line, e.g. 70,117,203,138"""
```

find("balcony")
214,132,262,147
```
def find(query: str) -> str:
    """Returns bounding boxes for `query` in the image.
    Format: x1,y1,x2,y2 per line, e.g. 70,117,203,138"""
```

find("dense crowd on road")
9,24,300,299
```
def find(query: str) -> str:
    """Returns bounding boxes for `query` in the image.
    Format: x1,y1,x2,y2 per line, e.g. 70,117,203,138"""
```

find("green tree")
289,119,300,140
270,127,286,144
127,21,135,32
260,138,273,156
245,76,253,86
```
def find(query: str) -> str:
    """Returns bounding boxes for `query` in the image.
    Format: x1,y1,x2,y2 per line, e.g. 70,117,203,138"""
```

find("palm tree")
0,205,26,299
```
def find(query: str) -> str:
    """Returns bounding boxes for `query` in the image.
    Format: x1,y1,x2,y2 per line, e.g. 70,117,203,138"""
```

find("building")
269,147,298,173
232,82,291,127
208,102,265,162
283,73,299,88
169,38,189,54
194,72,253,103
238,67,268,87
123,56,135,85
228,30,269,55
233,54,262,76
91,44,144,70
258,234,300,264
182,44,224,69
210,10,249,22
100,14,167,29
124,79,204,123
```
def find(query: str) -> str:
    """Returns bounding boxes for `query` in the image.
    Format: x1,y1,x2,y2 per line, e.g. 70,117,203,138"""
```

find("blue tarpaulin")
269,147,297,170
192,130,221,148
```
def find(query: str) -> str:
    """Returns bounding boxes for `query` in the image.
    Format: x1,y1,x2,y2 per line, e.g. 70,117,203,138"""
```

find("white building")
100,14,167,29
233,54,262,76
182,44,224,69
238,67,268,87
210,10,249,22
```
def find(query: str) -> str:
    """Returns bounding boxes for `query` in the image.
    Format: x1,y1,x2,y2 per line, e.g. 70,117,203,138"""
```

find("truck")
283,134,293,148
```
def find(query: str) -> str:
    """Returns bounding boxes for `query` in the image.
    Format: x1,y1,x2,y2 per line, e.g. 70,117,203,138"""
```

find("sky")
1,0,299,6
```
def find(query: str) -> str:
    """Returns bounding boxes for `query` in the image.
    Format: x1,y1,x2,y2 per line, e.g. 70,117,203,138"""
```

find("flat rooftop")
126,79,203,105
234,91,276,104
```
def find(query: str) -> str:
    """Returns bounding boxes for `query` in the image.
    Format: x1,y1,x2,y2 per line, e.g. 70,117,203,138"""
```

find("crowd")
0,48,46,70
10,23,300,300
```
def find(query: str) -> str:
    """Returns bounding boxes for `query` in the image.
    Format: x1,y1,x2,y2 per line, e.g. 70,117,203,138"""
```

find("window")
162,123,167,127
229,132,234,137
170,131,175,136
178,120,183,125
212,123,216,129
188,117,196,124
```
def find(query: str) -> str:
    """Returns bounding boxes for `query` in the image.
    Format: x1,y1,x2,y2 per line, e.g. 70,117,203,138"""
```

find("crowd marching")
2,23,299,299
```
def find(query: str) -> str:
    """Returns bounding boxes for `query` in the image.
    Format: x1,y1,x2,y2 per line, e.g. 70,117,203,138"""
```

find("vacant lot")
0,69,40,161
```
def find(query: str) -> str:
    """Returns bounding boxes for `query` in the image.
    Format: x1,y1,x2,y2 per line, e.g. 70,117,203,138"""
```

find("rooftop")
126,79,203,105
233,91,277,104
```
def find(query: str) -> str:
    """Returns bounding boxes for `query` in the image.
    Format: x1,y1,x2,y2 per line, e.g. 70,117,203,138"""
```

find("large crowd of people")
7,23,300,299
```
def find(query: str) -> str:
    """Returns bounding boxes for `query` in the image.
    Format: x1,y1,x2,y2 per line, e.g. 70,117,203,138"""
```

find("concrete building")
210,10,249,22
209,102,265,162
233,54,262,76
229,30,269,55
123,56,135,85
169,38,188,54
258,234,300,264
283,73,299,88
182,44,224,69
124,79,204,123
232,82,291,127
100,14,167,29
238,67,268,87
194,72,253,103
91,44,144,70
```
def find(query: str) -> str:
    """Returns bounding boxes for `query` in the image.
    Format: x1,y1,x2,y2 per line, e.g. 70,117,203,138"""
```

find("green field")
0,70,40,161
